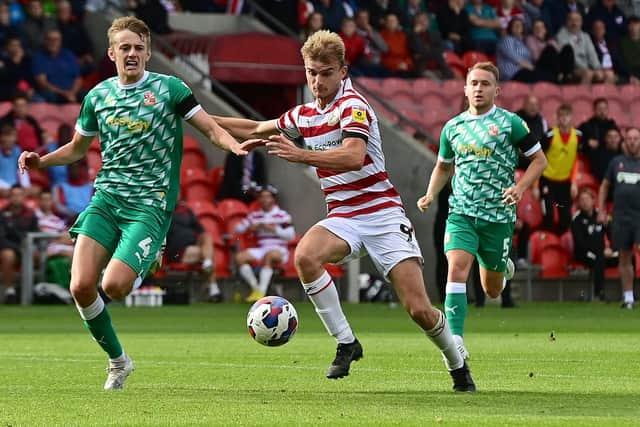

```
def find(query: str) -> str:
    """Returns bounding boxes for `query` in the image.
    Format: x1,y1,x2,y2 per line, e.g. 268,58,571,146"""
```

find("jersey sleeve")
275,106,302,141
75,90,99,136
169,76,201,120
438,122,454,163
511,113,541,157
339,98,371,143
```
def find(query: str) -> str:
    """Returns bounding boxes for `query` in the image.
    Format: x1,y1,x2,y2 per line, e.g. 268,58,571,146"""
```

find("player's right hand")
18,151,41,173
240,138,268,152
417,194,434,213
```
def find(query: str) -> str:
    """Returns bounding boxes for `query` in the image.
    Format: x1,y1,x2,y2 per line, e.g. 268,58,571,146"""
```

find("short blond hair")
301,30,345,66
467,61,499,82
108,16,151,48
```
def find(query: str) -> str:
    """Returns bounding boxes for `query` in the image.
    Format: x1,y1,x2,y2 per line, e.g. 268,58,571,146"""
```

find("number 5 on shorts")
501,237,510,265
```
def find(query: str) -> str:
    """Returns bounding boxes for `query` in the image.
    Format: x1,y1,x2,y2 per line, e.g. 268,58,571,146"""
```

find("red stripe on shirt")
322,171,389,195
300,123,341,138
328,200,404,218
326,187,401,211
316,155,373,179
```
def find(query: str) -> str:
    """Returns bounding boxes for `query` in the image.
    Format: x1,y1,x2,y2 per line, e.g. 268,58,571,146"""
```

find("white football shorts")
317,207,423,280
247,245,289,264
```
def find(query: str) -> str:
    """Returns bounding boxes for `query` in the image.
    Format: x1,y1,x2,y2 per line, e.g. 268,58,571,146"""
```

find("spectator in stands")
571,187,617,302
465,0,501,55
52,160,93,221
620,16,640,84
579,97,618,167
313,0,348,33
42,123,72,187
0,1,24,48
234,186,295,303
516,94,547,168
437,0,471,55
22,0,57,51
539,103,580,234
338,17,367,74
597,127,640,310
589,19,622,84
585,0,627,45
556,11,606,84
379,12,414,76
520,0,552,30
0,185,38,303
36,189,74,259
298,0,315,31
0,92,43,152
409,11,454,79
126,0,172,35
548,0,586,35
354,8,389,76
32,28,84,104
56,0,95,76
497,0,526,31
497,17,552,82
359,0,394,29
302,11,324,41
400,0,428,30
591,127,622,182
0,123,30,196
0,37,35,101
5,0,25,26
165,201,222,303
525,18,575,84
217,150,266,203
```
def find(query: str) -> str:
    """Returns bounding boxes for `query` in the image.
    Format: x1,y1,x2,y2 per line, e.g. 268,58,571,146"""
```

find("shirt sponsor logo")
106,116,151,133
457,142,493,158
143,91,157,106
313,139,342,151
616,171,640,184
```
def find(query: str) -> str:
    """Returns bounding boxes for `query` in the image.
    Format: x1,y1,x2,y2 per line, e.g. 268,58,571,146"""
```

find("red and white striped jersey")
36,210,66,233
235,206,293,248
275,78,403,218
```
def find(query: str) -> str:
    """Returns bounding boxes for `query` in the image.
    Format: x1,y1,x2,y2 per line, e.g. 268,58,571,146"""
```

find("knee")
70,275,99,301
294,250,321,276
405,301,438,328
101,278,133,300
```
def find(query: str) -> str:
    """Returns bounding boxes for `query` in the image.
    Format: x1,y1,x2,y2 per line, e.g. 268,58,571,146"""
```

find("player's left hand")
266,134,305,163
240,138,268,152
502,186,522,206
229,141,249,156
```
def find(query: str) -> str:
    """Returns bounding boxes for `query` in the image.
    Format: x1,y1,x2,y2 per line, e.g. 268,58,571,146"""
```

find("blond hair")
107,16,151,48
467,61,499,82
301,30,345,66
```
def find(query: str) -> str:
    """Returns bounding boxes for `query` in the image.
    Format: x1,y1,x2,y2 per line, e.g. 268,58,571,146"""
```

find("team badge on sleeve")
352,107,366,123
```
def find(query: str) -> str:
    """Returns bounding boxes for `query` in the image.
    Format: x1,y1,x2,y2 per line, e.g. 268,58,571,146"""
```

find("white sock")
445,281,467,294
239,264,258,290
202,258,213,270
132,276,143,291
302,270,355,344
258,267,274,294
208,282,220,296
624,290,634,303
109,352,127,365
502,277,507,292
425,310,464,371
76,295,105,321
5,287,16,296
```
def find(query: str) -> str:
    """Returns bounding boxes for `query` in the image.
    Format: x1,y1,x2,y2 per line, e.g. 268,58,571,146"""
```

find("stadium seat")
380,78,412,96
182,168,213,202
419,93,448,112
618,83,640,104
412,78,440,97
529,230,569,278
575,153,590,173
189,199,219,219
183,135,202,152
590,84,619,100
370,100,399,124
529,230,562,264
532,82,562,101
440,78,465,99
574,171,599,195
462,51,489,69
199,215,225,246
182,150,207,170
217,198,249,234
561,85,591,103
391,93,417,109
214,245,233,278
517,190,543,230
572,100,592,125
355,77,382,94
325,263,345,279
500,81,530,110
208,167,224,199
40,118,60,137
443,51,465,78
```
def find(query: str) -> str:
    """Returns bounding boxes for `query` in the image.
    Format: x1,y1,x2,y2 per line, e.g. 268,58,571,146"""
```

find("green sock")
77,297,123,359
444,282,468,337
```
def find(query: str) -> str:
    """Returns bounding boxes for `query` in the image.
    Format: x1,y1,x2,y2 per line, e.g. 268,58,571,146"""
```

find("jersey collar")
118,70,149,89
465,104,496,121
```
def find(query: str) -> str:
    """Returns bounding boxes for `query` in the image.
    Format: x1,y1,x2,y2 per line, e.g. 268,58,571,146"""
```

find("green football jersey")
76,71,200,211
439,106,531,223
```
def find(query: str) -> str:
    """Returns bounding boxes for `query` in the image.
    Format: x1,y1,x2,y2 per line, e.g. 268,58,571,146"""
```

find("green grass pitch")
0,302,638,426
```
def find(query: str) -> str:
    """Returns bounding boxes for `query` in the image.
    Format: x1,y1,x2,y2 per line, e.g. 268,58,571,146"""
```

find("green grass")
0,302,638,426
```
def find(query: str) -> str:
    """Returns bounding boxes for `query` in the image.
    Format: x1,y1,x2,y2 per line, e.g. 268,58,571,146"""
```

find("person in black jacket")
571,187,617,301
216,150,266,203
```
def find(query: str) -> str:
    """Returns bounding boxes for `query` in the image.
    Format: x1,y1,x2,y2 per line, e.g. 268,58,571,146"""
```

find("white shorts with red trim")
247,245,289,264
317,208,423,280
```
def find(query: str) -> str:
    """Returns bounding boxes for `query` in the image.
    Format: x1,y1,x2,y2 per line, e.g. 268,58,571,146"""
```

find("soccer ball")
247,296,298,346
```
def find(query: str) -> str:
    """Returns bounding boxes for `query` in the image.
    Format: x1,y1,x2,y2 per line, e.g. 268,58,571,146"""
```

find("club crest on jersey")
352,107,366,124
327,110,340,126
143,91,157,106
488,124,499,136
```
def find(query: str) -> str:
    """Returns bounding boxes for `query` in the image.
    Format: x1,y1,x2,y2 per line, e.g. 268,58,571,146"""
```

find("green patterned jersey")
76,71,201,211
439,106,533,223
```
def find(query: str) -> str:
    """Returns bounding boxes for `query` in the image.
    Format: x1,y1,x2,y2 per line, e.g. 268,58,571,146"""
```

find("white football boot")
104,354,134,390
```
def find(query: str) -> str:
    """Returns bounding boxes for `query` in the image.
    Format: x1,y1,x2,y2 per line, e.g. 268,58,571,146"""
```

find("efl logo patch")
143,91,157,106
352,107,366,123
488,124,499,136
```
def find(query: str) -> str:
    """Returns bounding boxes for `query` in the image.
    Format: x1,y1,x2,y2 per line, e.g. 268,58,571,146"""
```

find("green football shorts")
69,190,172,278
444,213,515,273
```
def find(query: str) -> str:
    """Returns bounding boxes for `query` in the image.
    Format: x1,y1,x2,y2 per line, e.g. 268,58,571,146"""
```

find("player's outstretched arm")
503,149,547,205
189,110,247,155
266,135,366,171
417,160,453,212
18,132,93,173
211,115,279,141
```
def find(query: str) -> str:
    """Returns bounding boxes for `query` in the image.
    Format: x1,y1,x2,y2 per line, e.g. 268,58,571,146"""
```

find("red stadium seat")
618,83,640,104
355,77,382,94
325,263,345,279
561,85,591,103
189,199,220,219
572,99,594,124
217,198,249,234
419,93,448,112
500,81,531,110
214,246,233,278
412,78,441,97
183,135,202,153
517,190,543,230
443,51,465,78
182,150,207,170
380,78,412,96
540,98,562,122
529,230,561,264
199,216,225,246
89,137,100,153
182,168,213,202
532,82,562,101
181,167,208,183
574,171,599,195
391,93,417,109
208,167,224,199
370,100,399,124
40,118,60,137
529,231,569,278
462,51,489,69
590,84,620,100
